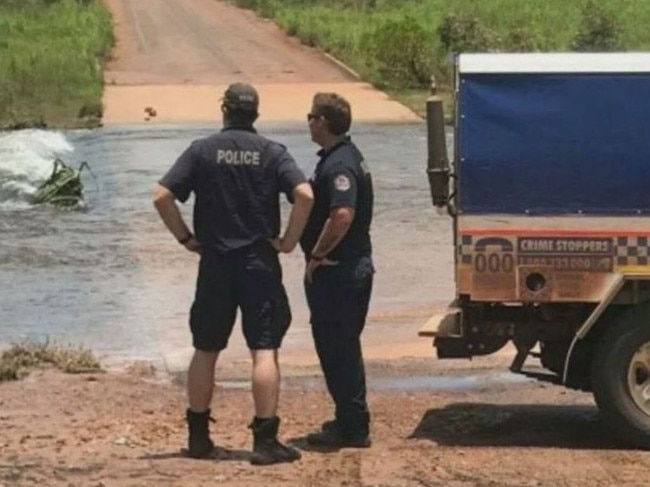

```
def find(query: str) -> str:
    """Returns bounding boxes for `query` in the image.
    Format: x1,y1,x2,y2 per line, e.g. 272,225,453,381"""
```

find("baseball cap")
222,83,259,112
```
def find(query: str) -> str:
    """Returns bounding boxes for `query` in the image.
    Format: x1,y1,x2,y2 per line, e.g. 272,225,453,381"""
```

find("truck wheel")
592,304,650,449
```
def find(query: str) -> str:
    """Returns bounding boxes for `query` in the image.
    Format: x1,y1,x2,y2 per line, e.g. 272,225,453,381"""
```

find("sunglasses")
307,113,322,121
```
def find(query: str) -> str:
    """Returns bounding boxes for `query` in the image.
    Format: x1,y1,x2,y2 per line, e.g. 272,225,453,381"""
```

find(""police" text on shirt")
216,150,261,166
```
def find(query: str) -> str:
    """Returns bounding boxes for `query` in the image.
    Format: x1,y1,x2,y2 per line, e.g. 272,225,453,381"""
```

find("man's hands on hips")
183,236,201,254
153,184,201,255
269,237,295,254
305,257,338,284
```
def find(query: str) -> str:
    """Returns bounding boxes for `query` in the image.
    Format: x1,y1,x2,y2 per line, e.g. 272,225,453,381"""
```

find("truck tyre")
591,303,650,449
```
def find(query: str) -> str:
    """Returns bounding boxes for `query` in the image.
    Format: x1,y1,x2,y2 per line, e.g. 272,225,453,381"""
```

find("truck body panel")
457,216,650,302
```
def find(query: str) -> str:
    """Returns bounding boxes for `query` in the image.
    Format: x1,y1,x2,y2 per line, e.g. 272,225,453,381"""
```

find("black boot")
306,428,371,448
249,416,301,465
185,409,215,459
321,419,338,432
307,420,370,449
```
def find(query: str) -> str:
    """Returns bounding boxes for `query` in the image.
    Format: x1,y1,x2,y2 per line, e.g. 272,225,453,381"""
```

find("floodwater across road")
0,123,454,370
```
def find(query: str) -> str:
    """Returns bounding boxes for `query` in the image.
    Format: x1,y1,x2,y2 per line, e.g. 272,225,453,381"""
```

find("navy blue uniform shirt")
160,126,307,253
300,137,373,261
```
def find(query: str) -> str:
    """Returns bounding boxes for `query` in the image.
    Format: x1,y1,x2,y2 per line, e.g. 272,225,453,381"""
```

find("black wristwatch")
178,233,194,245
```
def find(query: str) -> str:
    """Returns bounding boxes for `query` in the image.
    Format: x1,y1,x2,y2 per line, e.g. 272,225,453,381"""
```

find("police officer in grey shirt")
153,83,313,465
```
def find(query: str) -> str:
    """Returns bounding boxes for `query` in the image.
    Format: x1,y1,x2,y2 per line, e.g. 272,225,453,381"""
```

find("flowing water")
0,123,454,370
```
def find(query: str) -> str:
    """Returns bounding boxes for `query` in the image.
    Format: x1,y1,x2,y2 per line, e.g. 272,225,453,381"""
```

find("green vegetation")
3,0,649,124
230,0,650,117
33,158,91,208
0,0,113,129
0,341,101,382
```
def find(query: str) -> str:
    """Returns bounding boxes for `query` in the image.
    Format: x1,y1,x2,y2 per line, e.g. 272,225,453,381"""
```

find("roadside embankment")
0,0,112,129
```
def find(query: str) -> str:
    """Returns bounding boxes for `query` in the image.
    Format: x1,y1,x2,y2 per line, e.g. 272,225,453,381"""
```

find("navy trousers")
305,256,374,435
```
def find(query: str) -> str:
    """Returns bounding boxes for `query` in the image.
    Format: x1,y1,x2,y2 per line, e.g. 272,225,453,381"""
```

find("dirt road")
2,363,650,487
101,0,419,124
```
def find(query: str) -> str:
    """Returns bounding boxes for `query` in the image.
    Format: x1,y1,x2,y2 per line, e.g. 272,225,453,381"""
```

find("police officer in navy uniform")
301,92,374,448
153,83,314,465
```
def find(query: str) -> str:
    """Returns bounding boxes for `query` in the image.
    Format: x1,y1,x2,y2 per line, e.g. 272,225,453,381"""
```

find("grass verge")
0,0,113,129
0,341,101,382
230,0,650,120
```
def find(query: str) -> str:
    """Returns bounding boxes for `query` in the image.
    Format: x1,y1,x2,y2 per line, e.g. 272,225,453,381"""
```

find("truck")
422,52,650,448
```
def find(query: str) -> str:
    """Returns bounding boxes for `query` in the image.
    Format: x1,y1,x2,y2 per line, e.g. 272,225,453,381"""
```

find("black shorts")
189,242,291,351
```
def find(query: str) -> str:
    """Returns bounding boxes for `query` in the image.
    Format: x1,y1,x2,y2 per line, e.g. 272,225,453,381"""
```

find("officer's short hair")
221,82,259,124
312,93,351,136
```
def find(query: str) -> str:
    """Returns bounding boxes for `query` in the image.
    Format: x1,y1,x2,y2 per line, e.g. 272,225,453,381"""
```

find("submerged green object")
33,158,91,207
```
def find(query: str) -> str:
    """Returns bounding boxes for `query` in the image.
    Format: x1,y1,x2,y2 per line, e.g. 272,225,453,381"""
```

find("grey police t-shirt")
160,127,307,253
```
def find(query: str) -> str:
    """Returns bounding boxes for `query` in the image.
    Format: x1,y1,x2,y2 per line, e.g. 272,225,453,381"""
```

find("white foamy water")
0,130,75,208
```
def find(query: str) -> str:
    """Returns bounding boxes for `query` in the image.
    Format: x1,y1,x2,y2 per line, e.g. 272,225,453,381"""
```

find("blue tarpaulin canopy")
457,53,650,215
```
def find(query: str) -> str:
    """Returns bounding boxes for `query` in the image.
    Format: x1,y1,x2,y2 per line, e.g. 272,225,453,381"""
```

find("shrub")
505,27,538,52
437,12,500,53
364,16,434,89
0,341,101,382
571,0,622,51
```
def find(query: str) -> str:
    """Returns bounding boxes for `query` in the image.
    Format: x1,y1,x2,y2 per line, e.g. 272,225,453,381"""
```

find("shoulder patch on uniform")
334,174,351,191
